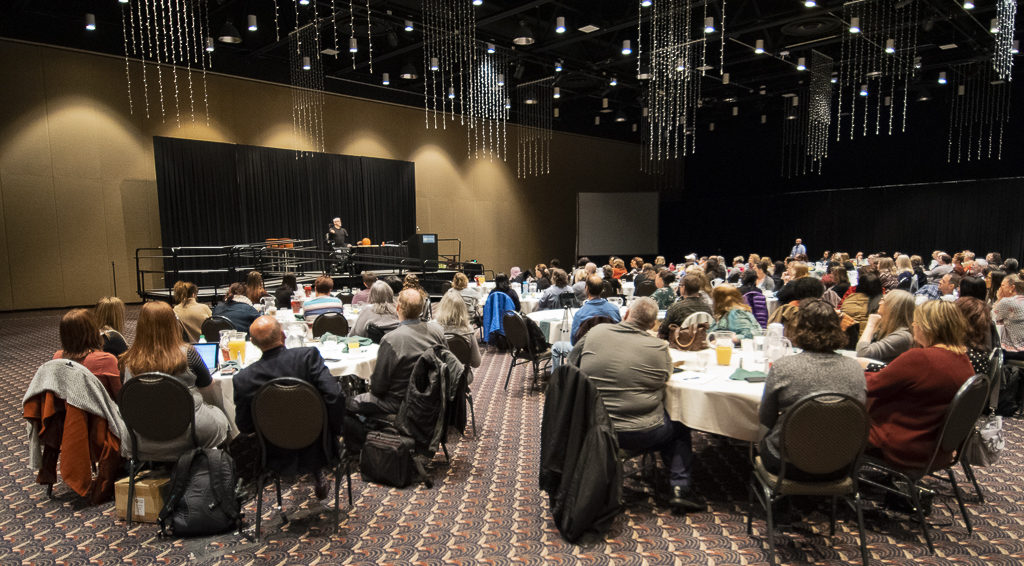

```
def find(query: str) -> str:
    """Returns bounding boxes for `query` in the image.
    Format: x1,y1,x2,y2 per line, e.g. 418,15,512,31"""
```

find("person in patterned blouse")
651,269,677,310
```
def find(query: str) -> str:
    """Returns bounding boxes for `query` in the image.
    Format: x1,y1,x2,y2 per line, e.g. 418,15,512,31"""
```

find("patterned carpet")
2,306,1024,565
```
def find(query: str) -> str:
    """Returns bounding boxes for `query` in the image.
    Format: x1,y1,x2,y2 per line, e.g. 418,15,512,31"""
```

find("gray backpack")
158,448,241,537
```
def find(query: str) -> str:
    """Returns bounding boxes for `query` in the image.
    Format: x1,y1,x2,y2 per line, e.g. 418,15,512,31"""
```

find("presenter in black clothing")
326,217,349,248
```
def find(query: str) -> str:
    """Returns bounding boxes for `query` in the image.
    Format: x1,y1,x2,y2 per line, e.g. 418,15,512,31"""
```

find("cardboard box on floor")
114,471,171,523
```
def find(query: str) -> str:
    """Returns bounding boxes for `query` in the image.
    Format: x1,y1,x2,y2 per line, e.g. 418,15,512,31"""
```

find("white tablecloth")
204,342,379,437
526,306,663,344
664,349,767,442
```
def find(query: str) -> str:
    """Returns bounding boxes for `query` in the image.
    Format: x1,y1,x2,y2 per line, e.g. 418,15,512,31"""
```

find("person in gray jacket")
856,289,915,363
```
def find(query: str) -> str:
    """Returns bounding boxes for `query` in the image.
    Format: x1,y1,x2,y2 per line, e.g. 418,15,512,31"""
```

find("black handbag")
359,431,432,488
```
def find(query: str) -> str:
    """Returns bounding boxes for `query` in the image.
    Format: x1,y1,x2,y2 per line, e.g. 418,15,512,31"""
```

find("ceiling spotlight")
554,107,560,118
761,114,767,124
622,39,632,55
400,62,418,79
914,56,922,69
473,0,482,5
830,73,837,83
497,73,505,86
505,98,511,109
553,87,560,98
1012,40,1020,54
486,42,495,54
302,56,311,71
849,17,861,34
430,57,439,71
754,39,765,54
554,59,563,72
641,0,652,6
119,0,129,4
885,38,895,54
299,0,310,4
964,0,974,8
594,116,601,126
632,123,637,132
247,14,257,31
205,37,215,52
615,110,627,123
859,84,868,96
349,37,358,53
805,0,817,6
513,21,535,45
555,16,566,34
609,76,617,86
642,107,648,117
732,106,739,116
404,19,414,32
638,72,650,80
601,97,611,112
917,89,931,101
676,57,686,71
938,71,947,84
218,20,242,44
709,122,715,131
991,19,999,34
85,13,96,31
382,72,390,85
722,72,730,84
449,87,456,99
704,17,715,34
958,85,966,95
796,57,806,71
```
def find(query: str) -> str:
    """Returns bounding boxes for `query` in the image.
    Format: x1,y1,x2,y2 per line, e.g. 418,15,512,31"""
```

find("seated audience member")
550,276,625,369
771,261,787,290
710,284,761,340
533,264,551,290
840,272,883,336
726,256,746,283
865,300,975,469
775,262,809,304
351,272,377,306
737,270,759,297
654,256,667,269
274,273,298,309
768,277,825,333
95,297,128,356
213,282,260,332
633,263,655,290
569,297,702,514
651,269,677,310
538,268,573,310
403,274,434,321
759,299,866,480
435,289,482,368
704,257,726,282
385,275,404,296
601,265,622,297
120,302,229,460
754,259,775,292
986,269,1006,305
451,272,479,312
915,272,959,305
493,273,522,312
232,315,344,495
895,255,915,289
829,266,852,298
611,258,628,279
956,297,995,375
351,289,446,416
659,274,714,338
302,275,344,323
246,271,271,304
994,273,1024,360
572,263,598,302
925,253,954,282
54,309,122,399
510,266,525,284
958,276,987,302
876,257,899,291
1003,257,1019,274
856,289,915,363
173,280,212,342
626,257,644,281
350,281,399,338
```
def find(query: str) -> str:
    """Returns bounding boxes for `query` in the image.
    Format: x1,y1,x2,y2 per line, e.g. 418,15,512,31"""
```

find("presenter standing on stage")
327,217,349,248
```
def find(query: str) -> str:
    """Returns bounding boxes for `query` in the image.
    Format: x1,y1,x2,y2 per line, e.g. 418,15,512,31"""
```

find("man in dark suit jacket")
233,316,344,496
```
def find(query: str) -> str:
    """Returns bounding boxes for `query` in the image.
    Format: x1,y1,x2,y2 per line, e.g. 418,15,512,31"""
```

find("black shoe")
313,472,330,500
669,486,705,514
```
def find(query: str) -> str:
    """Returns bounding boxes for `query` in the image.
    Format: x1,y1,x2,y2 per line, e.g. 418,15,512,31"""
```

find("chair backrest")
312,311,350,338
251,377,329,462
119,372,197,459
681,311,714,327
928,374,990,469
201,316,235,339
778,392,868,480
446,335,473,366
987,348,1004,405
502,311,532,353
634,280,656,297
339,293,354,305
896,277,912,291
367,319,400,344
558,291,579,309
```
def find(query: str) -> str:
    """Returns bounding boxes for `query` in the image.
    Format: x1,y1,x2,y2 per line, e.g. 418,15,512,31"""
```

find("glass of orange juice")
228,332,247,364
347,339,361,353
711,331,735,366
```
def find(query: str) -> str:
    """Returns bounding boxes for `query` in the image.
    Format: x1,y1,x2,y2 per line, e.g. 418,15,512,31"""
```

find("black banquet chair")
312,312,350,338
250,377,351,541
859,374,990,554
747,392,871,566
118,372,197,527
201,316,236,340
502,311,551,392
445,335,477,436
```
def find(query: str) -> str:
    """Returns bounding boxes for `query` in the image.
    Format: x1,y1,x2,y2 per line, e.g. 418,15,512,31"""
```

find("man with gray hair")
568,297,703,514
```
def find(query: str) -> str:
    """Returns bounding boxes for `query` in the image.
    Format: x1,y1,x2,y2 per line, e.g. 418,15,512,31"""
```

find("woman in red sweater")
865,300,976,469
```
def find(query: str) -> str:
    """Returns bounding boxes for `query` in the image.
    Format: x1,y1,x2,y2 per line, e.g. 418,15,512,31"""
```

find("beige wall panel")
54,176,111,304
0,177,12,310
0,43,53,179
1,172,64,308
121,179,162,298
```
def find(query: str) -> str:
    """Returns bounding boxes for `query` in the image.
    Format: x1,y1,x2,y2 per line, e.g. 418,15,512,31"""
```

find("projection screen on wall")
576,192,659,257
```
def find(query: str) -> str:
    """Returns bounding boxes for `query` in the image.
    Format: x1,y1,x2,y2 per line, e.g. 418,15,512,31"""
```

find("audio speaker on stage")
407,233,438,270
463,263,484,277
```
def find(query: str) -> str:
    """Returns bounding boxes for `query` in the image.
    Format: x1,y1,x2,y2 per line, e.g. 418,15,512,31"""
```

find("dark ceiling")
0,0,1013,143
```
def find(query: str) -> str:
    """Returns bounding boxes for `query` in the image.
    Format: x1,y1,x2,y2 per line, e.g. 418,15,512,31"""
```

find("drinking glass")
228,331,247,364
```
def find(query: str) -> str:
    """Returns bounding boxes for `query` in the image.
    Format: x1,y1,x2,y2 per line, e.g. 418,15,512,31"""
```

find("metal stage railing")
136,238,468,302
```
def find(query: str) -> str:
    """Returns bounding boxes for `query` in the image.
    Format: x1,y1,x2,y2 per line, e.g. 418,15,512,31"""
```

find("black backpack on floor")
158,448,241,537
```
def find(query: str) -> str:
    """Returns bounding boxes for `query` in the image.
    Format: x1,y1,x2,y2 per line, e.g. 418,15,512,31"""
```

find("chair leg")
441,440,450,463
46,484,53,498
830,495,838,537
947,468,973,534
853,494,870,566
746,480,755,535
346,459,353,506
275,476,287,523
961,460,984,503
909,482,934,554
503,359,516,390
334,463,342,518
467,392,477,437
255,473,265,542
126,461,136,527
765,488,777,566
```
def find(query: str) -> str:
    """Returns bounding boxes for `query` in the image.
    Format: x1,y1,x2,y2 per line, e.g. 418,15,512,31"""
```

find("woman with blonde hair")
856,289,915,363
95,296,128,356
173,280,211,342
865,300,975,469
895,255,915,289
120,302,229,460
709,284,761,339
876,257,898,291
452,272,479,312
435,289,481,368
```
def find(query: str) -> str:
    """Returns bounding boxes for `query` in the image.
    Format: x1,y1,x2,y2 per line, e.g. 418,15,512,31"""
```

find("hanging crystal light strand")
121,2,134,116
994,0,1016,80
365,0,373,74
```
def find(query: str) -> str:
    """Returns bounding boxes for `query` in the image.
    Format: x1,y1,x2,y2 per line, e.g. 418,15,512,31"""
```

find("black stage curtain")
154,137,415,247
659,176,1024,262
